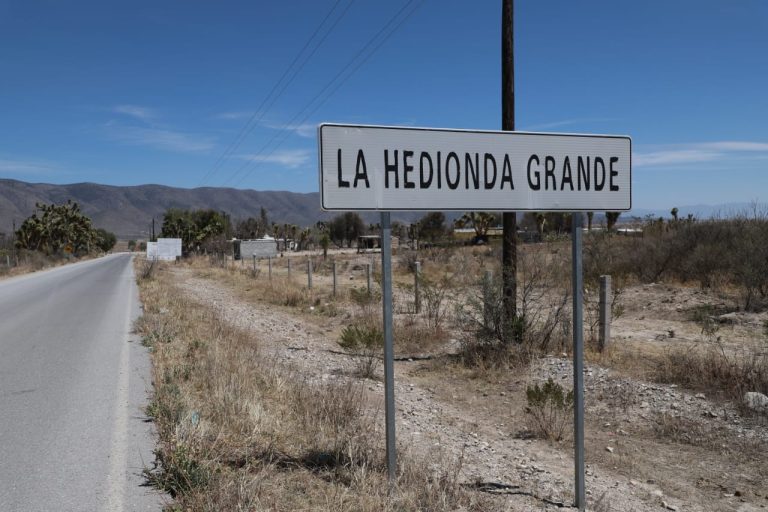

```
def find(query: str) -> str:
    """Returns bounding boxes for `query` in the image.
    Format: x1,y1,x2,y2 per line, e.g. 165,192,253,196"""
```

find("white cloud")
634,149,721,167
524,118,617,131
238,149,311,168
113,104,155,121
694,141,768,152
0,158,57,174
634,141,768,168
263,121,316,138
108,125,215,153
216,111,254,120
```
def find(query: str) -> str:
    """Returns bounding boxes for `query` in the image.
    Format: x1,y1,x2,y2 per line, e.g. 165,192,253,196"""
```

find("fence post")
268,256,272,280
287,257,292,278
483,270,493,329
599,275,612,352
307,258,313,289
5,254,9,267
414,261,421,314
253,255,256,274
332,260,337,297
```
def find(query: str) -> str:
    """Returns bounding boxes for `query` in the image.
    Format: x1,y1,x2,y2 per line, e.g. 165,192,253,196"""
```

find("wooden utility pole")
501,0,518,340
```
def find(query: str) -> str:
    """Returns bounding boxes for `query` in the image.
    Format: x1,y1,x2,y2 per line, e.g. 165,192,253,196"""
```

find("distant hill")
0,179,426,239
2,179,762,239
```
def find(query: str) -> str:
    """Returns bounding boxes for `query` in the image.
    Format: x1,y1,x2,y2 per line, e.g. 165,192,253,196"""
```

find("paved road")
0,254,163,511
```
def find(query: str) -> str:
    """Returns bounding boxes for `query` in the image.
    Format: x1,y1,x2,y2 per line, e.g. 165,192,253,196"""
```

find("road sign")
319,123,631,212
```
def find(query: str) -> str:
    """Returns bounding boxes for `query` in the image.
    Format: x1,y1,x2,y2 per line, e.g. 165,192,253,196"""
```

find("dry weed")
134,260,493,510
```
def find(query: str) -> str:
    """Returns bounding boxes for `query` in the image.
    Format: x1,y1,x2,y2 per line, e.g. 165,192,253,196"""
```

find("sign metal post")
571,212,585,510
379,212,396,483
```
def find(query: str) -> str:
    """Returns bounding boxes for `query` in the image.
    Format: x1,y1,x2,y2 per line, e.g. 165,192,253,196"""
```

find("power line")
198,0,353,186
225,0,424,188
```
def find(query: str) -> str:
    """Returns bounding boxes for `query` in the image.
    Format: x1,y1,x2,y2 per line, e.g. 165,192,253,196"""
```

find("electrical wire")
198,0,353,186
224,0,424,188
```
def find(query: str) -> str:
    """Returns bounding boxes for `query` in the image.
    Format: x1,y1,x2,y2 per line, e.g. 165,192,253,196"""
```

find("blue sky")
0,0,766,210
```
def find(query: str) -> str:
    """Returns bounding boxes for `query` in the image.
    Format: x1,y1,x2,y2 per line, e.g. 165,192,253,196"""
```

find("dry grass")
654,342,768,410
135,262,493,511
0,250,95,280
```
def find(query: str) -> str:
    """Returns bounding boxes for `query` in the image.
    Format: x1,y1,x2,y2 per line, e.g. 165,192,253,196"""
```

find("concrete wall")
239,239,278,259
147,238,181,261
157,238,182,261
146,242,158,259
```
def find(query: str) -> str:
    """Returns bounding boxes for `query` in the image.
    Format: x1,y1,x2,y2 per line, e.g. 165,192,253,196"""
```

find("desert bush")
455,249,571,367
394,315,448,355
420,274,452,331
137,254,496,510
338,323,383,379
655,342,768,411
525,378,574,441
137,258,157,281
350,285,381,317
588,213,768,311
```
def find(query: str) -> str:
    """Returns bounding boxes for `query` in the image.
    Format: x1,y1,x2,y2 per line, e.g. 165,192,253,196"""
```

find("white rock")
744,391,768,412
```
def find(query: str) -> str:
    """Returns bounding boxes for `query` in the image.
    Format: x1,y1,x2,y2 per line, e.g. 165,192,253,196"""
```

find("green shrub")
525,378,574,441
338,323,383,379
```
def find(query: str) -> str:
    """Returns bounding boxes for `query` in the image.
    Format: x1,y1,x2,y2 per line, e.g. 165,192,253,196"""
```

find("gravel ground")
168,267,768,511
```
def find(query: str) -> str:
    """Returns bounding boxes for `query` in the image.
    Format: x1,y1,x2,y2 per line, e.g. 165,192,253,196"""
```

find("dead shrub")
655,342,768,412
135,256,499,510
420,274,452,331
455,250,570,367
394,316,448,355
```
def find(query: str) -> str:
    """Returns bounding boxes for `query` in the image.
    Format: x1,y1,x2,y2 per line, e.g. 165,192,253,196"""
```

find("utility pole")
501,0,518,340
151,218,155,242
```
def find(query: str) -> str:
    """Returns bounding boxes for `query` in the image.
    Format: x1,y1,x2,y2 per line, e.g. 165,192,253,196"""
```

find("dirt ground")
167,255,768,512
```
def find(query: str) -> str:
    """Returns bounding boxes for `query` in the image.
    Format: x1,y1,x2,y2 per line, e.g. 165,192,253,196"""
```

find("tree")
544,213,571,233
320,233,330,259
460,212,497,242
259,207,269,236
235,217,260,239
417,212,446,242
127,240,137,251
160,208,229,254
535,213,546,237
605,211,621,231
298,227,312,251
94,228,117,252
586,212,594,231
15,201,99,256
329,212,365,247
391,221,406,240
670,207,679,222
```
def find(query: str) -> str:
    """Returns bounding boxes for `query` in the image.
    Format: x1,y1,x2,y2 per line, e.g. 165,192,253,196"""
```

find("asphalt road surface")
0,254,163,511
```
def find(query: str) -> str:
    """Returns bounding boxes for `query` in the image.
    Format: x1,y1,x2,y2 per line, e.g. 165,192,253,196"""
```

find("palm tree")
535,213,546,237
605,211,621,231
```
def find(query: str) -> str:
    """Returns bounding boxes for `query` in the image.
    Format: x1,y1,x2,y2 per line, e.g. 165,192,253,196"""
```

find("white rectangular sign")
318,124,631,211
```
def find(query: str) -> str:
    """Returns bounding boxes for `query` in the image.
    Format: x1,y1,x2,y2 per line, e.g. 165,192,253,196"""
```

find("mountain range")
0,179,426,239
1,179,762,239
